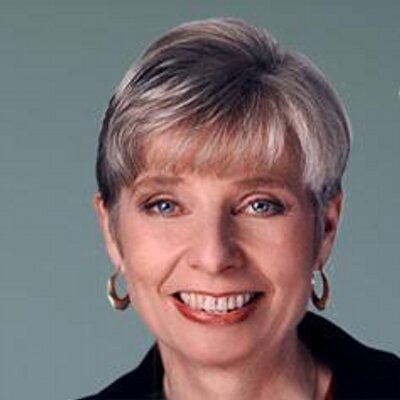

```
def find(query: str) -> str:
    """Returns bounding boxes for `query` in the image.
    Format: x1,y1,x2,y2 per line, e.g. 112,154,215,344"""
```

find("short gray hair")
96,18,351,215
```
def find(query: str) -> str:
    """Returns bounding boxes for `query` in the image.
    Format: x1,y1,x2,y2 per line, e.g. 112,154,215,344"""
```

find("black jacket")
77,312,400,399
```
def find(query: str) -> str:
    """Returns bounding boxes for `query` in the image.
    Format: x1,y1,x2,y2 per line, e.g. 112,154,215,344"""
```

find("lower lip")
172,296,261,325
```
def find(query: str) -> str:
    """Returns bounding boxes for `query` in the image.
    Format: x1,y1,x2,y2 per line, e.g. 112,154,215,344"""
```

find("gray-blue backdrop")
1,1,399,399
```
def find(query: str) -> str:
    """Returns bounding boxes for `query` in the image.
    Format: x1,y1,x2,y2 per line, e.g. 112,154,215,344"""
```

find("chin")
159,323,267,368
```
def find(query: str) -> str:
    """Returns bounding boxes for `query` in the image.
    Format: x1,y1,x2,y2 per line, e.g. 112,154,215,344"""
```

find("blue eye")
251,200,272,213
144,199,179,216
244,199,284,216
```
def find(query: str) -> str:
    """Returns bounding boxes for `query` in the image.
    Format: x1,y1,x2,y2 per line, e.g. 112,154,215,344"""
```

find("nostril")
188,220,244,272
188,250,243,273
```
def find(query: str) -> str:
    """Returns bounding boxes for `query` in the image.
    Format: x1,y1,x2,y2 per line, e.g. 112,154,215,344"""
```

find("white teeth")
216,297,228,312
228,296,236,310
181,292,190,304
196,295,204,310
189,293,197,309
236,295,244,308
204,296,215,311
178,292,257,314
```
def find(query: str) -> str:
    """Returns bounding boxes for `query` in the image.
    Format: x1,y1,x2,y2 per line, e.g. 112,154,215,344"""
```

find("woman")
80,18,399,399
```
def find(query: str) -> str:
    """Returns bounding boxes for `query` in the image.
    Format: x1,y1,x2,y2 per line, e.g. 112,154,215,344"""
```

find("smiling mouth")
173,291,263,315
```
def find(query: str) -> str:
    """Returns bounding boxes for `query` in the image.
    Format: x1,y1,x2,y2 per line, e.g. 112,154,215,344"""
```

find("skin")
95,160,343,400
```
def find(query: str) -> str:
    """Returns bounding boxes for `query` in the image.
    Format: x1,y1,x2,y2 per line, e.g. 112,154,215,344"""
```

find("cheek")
240,217,316,287
118,220,186,290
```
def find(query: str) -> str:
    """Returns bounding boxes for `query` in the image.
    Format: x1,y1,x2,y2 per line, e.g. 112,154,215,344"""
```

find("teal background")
0,1,399,399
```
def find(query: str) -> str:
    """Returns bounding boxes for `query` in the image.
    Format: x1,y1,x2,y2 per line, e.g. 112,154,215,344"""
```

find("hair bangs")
121,94,292,181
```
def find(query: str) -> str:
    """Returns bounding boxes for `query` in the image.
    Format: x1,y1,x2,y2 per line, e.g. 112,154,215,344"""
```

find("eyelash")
141,197,285,218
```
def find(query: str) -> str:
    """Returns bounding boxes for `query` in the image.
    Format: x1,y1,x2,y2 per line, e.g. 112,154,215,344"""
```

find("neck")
160,332,321,400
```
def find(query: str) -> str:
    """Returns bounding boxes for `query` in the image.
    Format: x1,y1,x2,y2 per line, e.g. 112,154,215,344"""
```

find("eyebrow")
129,174,294,196
234,176,292,190
129,175,185,195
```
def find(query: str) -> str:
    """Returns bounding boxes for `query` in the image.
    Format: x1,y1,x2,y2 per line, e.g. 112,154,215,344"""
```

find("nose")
188,213,243,274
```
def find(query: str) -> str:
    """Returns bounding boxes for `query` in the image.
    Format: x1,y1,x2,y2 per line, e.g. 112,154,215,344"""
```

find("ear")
315,191,344,271
93,193,123,270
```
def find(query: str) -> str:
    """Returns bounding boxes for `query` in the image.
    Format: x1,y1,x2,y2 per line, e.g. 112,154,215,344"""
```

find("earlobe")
316,191,344,269
93,193,123,269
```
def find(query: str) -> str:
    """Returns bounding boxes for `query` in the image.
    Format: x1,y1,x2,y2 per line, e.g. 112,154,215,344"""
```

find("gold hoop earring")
311,269,330,311
107,271,130,311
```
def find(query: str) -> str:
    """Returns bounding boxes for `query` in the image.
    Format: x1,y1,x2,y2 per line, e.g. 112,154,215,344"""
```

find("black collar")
92,312,400,399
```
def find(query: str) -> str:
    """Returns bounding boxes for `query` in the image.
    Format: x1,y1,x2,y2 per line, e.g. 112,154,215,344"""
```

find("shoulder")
299,312,400,399
75,345,164,400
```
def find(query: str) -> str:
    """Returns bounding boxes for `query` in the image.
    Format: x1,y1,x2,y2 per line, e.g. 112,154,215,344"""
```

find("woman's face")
96,159,341,366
